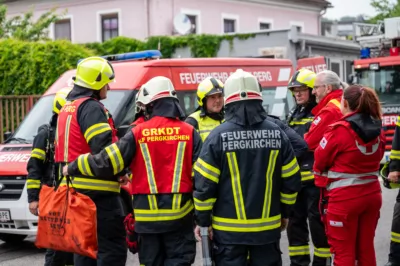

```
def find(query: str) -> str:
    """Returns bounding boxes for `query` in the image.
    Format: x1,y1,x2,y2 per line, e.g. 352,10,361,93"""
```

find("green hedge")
0,39,93,95
0,33,256,95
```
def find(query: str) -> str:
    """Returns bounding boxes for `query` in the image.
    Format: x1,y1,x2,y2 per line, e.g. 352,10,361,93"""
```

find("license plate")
0,210,10,222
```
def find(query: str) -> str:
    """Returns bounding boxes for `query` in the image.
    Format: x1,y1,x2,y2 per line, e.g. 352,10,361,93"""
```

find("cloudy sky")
324,0,378,19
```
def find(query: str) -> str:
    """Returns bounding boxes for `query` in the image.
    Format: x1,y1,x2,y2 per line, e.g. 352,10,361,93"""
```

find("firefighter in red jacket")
313,85,385,266
304,70,344,151
55,57,128,266
62,76,202,266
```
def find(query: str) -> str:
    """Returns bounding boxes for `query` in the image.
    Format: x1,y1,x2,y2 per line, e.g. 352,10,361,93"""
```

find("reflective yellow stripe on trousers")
301,171,314,181
31,148,46,161
289,245,310,256
314,247,331,258
391,232,400,243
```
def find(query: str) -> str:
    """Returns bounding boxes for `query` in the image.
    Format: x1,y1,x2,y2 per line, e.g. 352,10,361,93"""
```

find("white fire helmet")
136,76,178,105
224,69,262,105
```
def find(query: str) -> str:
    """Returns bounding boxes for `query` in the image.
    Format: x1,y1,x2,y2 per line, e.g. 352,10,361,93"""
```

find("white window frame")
49,14,74,42
97,9,122,42
221,13,239,34
258,17,274,30
180,8,201,34
290,21,305,32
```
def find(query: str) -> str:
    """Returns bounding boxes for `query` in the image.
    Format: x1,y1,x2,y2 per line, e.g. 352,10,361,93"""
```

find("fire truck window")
177,91,198,116
261,87,295,120
357,66,400,105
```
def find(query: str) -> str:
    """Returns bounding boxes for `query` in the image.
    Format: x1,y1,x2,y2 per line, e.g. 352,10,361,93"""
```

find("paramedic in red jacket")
304,70,344,151
313,85,385,266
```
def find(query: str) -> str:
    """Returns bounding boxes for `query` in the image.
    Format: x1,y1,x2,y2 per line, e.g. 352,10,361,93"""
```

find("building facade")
4,0,330,43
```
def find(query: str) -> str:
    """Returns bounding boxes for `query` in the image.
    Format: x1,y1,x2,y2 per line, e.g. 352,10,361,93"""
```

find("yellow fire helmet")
197,77,224,107
224,69,262,105
53,87,72,114
137,76,178,105
74,57,115,90
288,68,316,91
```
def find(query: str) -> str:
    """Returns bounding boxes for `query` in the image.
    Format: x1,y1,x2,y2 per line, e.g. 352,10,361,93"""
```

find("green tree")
369,0,400,23
0,4,64,41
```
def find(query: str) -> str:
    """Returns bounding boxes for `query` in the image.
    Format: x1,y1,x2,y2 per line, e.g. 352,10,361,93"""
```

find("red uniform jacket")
55,97,117,163
313,112,385,202
130,116,194,194
304,90,343,151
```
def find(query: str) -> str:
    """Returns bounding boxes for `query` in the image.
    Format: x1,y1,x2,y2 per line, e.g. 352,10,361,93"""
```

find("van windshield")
261,87,295,120
8,90,131,144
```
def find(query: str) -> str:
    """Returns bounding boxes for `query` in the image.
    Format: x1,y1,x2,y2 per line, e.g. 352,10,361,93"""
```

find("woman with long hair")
313,84,385,265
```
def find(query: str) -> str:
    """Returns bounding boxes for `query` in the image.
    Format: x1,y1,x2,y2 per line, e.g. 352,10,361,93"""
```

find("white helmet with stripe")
137,76,178,105
224,69,262,105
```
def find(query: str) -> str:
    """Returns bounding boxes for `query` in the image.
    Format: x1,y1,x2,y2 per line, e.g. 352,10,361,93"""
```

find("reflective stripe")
327,178,376,191
397,116,400,127
148,195,158,210
327,171,379,179
84,123,112,143
105,143,124,175
227,152,246,220
289,118,313,126
139,143,158,193
289,245,310,256
280,192,298,205
212,214,281,232
391,232,400,243
262,150,279,218
356,138,380,155
26,179,41,189
77,154,94,176
172,194,182,210
171,142,186,193
134,199,194,222
301,171,314,181
194,158,220,183
31,148,46,160
60,177,120,193
314,247,331,258
64,115,72,161
194,197,216,211
329,99,341,109
282,157,300,178
390,150,400,160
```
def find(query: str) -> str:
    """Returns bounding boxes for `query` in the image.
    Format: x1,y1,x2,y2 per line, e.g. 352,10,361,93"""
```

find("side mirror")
117,125,130,139
3,132,12,142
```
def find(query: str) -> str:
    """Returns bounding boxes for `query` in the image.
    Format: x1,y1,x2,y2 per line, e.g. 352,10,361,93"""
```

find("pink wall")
5,0,321,43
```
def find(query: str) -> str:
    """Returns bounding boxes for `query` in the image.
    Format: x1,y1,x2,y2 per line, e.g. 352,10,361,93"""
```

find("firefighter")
313,85,385,265
286,69,330,266
193,69,302,266
304,70,344,151
383,116,400,266
185,77,224,141
54,57,128,266
62,76,202,266
27,87,74,266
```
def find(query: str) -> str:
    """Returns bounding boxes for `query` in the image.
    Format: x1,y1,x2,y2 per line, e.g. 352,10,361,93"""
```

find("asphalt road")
0,185,396,266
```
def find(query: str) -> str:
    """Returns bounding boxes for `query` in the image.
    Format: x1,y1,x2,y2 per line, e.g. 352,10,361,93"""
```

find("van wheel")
0,233,27,244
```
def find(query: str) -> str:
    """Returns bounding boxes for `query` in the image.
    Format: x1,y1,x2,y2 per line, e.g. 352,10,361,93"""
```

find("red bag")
35,177,98,259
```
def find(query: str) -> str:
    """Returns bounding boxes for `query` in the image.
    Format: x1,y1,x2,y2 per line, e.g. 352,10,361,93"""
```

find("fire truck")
349,17,400,164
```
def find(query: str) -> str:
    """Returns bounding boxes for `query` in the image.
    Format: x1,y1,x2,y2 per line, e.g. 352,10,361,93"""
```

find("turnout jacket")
287,104,316,183
26,124,55,203
193,119,302,245
389,115,400,173
66,116,202,233
55,91,123,197
186,110,224,141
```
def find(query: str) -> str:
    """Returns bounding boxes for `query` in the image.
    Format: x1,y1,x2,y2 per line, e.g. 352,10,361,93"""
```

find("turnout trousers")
74,195,127,266
44,249,74,266
326,192,382,266
213,240,282,266
287,185,331,266
138,218,196,266
388,190,400,265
